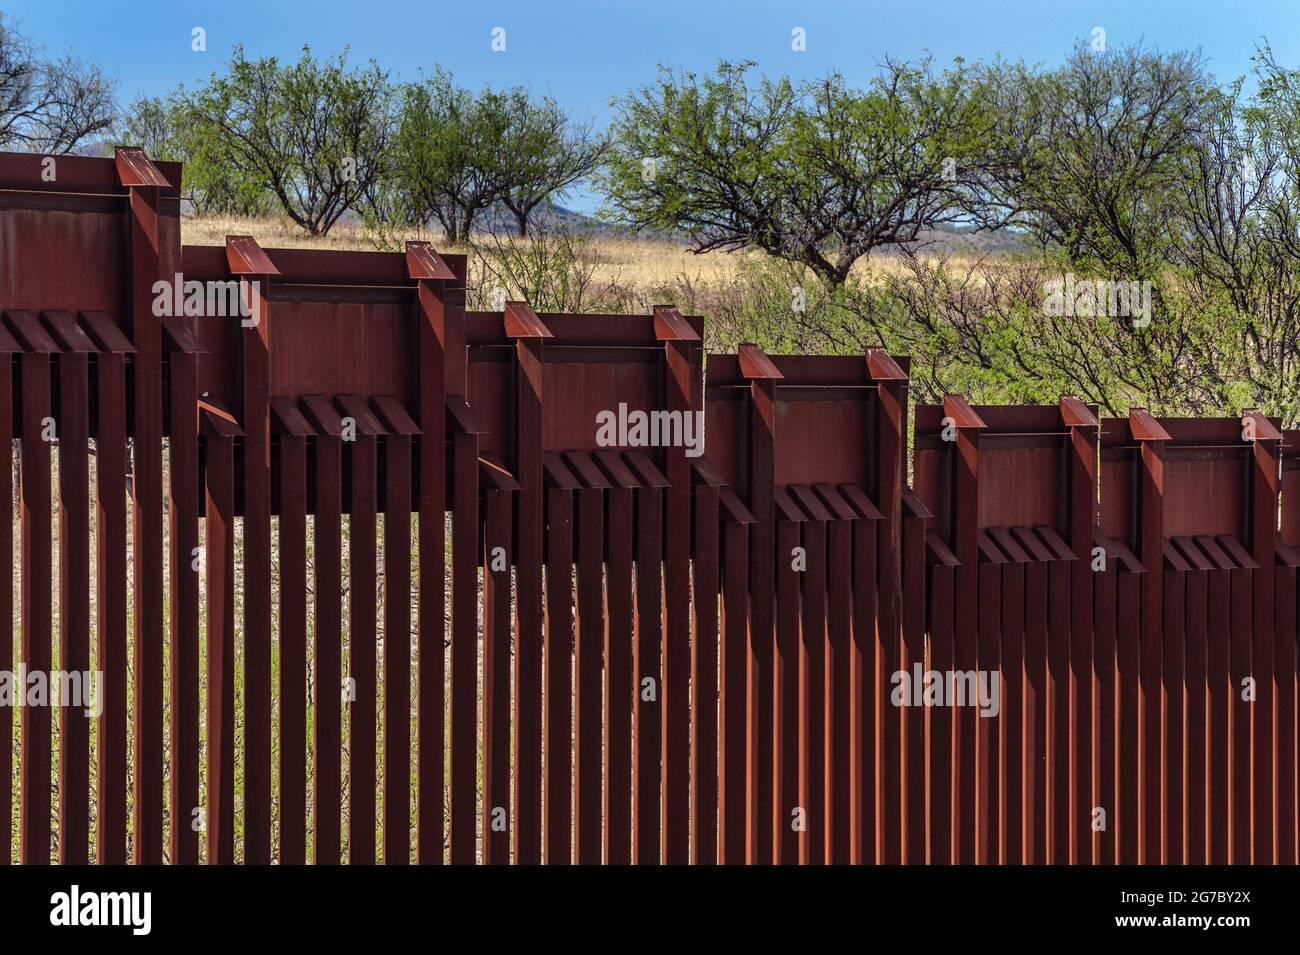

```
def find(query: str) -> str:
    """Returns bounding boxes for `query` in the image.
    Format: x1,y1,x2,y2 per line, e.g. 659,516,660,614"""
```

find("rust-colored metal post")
945,395,987,864
543,453,579,863
868,350,907,863
598,449,637,865
927,533,959,864
162,319,201,866
1247,410,1281,862
655,305,699,864
481,459,517,865
1062,397,1099,864
568,450,608,863
375,396,419,865
692,476,720,864
793,484,831,863
739,344,782,864
339,395,382,865
1131,409,1170,864
448,396,484,863
118,148,170,864
720,490,754,863
1279,432,1300,866
46,312,92,864
83,312,131,864
228,236,277,864
819,483,859,864
302,395,345,863
10,312,53,864
202,405,241,864
900,490,929,864
628,451,667,864
507,302,551,864
407,242,457,864
272,397,314,865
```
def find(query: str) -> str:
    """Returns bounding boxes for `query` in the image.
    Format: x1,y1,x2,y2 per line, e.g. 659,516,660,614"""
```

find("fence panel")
0,148,1296,864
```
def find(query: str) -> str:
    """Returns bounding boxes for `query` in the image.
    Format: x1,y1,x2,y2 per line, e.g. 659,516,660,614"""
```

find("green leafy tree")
386,70,513,243
382,72,607,244
186,46,394,235
498,93,607,236
601,58,994,285
116,92,269,216
976,42,1214,278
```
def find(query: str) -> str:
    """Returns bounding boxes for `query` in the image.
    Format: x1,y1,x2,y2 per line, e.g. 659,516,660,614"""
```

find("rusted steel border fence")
0,148,1296,864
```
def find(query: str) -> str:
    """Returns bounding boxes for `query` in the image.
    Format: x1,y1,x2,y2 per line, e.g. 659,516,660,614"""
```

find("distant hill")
891,224,1034,257
478,202,659,239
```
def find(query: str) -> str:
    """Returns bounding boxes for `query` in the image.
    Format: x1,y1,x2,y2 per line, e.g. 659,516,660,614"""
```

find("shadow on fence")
0,148,1295,864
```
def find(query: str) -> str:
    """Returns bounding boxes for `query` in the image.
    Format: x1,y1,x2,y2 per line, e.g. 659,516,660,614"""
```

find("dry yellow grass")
180,214,962,295
182,214,388,253
577,235,768,287
182,214,765,287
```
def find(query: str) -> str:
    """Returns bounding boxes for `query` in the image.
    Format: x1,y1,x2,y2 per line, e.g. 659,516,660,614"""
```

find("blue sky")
4,0,1297,211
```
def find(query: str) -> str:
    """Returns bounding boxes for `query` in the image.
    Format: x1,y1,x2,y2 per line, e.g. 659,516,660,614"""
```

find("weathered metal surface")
272,396,311,865
1,149,1297,866
165,322,200,865
202,405,239,864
